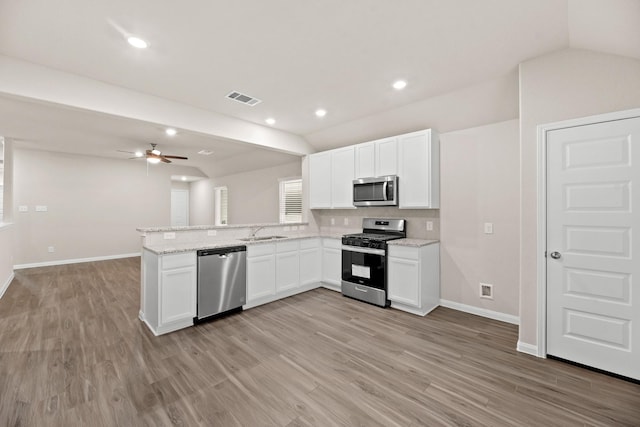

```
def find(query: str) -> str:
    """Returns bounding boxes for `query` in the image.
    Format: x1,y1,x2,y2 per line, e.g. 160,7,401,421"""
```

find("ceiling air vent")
226,91,262,106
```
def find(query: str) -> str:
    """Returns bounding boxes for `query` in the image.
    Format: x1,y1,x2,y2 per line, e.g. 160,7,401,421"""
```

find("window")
279,178,302,224
214,186,228,226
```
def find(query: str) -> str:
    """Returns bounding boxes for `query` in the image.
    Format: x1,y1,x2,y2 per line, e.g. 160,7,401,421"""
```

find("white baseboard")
0,272,15,300
517,340,541,357
13,252,141,270
439,299,520,325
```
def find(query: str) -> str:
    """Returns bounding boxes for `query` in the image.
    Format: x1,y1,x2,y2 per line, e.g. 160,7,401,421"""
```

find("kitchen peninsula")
138,222,439,336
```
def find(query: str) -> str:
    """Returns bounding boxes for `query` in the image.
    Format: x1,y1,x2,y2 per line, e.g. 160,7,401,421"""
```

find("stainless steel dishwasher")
196,246,247,321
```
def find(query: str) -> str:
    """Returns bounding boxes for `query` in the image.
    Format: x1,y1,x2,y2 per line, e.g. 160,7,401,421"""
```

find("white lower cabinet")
246,239,322,309
388,243,440,316
247,244,276,303
321,238,342,291
276,240,300,292
141,250,197,336
300,238,322,285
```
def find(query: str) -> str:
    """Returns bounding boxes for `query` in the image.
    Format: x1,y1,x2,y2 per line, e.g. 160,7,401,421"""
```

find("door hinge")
544,251,547,258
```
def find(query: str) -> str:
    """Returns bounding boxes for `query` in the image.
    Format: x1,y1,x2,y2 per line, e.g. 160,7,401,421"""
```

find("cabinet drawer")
162,252,196,270
299,238,320,250
276,240,299,253
322,238,342,250
248,243,276,257
388,245,419,260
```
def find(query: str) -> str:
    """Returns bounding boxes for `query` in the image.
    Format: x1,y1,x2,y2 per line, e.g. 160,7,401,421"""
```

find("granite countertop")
387,238,439,248
144,232,345,255
137,222,309,233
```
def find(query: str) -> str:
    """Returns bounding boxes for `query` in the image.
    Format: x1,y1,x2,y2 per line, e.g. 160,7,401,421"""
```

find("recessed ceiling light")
134,151,143,157
181,176,187,181
127,36,148,49
315,109,327,118
165,128,177,136
392,80,407,90
265,118,276,125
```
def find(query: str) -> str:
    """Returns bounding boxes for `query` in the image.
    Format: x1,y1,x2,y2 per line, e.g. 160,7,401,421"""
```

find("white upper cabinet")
354,142,375,178
309,128,438,210
354,137,398,179
330,147,355,208
398,130,439,209
309,146,355,209
309,151,332,209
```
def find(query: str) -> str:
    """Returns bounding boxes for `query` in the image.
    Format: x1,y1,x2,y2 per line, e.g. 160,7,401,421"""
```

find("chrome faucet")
249,225,266,238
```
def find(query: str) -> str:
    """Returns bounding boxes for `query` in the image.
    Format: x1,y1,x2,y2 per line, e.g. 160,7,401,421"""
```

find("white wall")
519,48,640,348
440,120,520,317
190,160,302,226
12,149,202,266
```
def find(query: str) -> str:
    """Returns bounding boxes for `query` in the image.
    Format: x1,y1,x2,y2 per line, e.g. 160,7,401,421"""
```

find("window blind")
215,186,228,226
280,178,302,223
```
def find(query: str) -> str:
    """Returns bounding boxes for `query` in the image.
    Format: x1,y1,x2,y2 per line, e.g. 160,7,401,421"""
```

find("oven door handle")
341,245,385,256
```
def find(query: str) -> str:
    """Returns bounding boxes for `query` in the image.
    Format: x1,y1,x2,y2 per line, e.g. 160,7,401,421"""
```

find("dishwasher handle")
197,246,246,257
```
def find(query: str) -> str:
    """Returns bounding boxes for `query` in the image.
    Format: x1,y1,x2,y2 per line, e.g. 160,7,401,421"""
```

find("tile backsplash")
312,208,440,240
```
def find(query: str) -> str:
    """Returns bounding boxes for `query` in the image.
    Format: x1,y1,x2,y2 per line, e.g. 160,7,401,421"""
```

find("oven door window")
342,250,385,289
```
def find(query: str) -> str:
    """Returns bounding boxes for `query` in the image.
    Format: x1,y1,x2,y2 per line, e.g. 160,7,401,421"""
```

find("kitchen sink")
238,235,288,242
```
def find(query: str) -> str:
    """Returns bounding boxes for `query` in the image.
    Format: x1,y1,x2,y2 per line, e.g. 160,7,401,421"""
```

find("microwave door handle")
382,181,388,201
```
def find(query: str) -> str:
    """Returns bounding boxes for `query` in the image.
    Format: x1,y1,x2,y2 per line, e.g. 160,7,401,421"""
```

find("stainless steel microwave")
353,175,398,207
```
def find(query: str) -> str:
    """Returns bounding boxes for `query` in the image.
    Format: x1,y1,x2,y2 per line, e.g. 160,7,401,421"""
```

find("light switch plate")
292,226,298,231
36,205,48,212
283,226,291,232
18,205,28,212
426,221,433,231
331,218,335,225
164,232,176,240
484,223,494,234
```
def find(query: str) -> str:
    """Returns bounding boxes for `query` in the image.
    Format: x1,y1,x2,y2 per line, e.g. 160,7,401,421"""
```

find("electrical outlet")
426,221,433,231
300,225,306,231
484,222,493,234
207,230,217,236
331,218,335,225
283,226,291,232
343,218,349,226
18,205,28,212
292,226,298,231
480,283,493,299
36,205,48,212
48,246,55,253
164,232,176,240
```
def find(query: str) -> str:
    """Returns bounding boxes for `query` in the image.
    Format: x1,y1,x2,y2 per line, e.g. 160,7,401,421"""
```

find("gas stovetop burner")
342,218,407,249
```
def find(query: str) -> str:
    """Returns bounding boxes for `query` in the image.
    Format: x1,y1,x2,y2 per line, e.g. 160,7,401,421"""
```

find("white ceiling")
0,0,638,176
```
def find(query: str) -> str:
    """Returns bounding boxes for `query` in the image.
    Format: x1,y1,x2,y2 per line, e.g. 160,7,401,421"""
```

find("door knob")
550,251,561,259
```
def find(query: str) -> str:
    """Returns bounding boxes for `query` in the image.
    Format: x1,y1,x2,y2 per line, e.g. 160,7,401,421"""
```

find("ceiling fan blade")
162,155,188,160
161,157,172,163
128,156,144,160
117,150,136,154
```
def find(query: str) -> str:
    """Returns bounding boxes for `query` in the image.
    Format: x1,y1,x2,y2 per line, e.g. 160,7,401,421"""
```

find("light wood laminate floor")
0,258,639,426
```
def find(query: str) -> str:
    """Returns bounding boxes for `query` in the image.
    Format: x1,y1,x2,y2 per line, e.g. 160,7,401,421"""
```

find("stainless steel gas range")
341,218,406,307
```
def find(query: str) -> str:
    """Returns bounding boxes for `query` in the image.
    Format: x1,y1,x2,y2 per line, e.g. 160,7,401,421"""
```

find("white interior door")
171,189,189,227
546,116,640,380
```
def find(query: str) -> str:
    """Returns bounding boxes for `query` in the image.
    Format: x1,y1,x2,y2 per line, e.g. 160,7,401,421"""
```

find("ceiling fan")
118,143,188,164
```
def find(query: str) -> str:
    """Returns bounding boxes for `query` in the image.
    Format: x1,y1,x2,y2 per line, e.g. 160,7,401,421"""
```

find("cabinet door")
276,251,300,292
300,247,322,285
160,266,197,324
398,130,432,208
322,247,342,286
247,255,276,301
309,152,332,208
331,147,355,208
375,137,398,177
388,257,420,307
354,142,375,179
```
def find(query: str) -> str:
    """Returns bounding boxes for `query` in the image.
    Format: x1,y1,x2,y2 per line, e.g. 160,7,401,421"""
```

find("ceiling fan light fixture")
147,157,161,164
151,149,161,156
